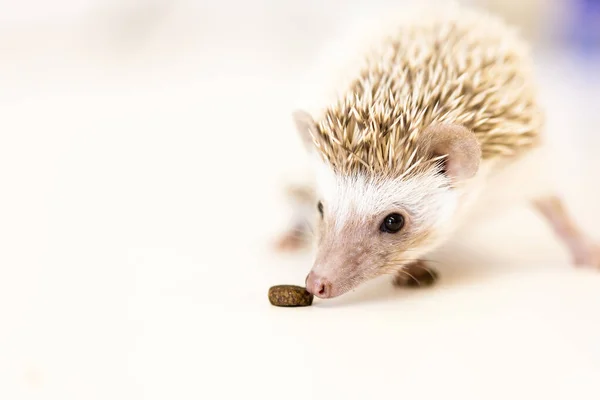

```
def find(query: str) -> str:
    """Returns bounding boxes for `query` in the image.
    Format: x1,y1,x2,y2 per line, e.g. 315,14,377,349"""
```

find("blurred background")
1,1,600,399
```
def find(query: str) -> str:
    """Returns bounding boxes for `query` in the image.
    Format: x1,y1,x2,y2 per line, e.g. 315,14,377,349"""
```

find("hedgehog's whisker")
380,260,423,274
387,256,442,266
381,259,440,276
284,222,315,239
394,269,421,286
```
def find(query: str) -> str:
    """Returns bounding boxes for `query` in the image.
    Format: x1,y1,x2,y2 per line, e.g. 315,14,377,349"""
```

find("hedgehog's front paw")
571,239,600,269
393,261,439,287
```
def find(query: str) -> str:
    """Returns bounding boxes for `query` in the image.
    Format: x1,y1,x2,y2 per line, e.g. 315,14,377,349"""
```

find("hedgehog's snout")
305,271,332,299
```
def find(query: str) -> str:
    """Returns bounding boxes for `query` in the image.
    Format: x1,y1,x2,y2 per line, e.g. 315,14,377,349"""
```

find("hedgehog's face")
305,166,459,299
292,110,482,299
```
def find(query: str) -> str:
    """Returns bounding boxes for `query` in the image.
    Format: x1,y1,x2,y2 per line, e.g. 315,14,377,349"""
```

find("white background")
1,1,600,399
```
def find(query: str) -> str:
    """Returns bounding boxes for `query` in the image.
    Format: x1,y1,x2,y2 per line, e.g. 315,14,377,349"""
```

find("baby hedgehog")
276,4,600,299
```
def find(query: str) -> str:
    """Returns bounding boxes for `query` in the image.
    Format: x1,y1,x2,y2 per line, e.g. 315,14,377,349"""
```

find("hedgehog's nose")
305,271,332,298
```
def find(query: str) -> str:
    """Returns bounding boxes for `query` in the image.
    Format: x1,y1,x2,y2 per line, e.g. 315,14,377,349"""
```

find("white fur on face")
314,161,459,236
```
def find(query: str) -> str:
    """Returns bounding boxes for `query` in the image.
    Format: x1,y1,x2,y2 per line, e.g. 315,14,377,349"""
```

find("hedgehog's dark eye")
380,213,404,233
317,201,324,217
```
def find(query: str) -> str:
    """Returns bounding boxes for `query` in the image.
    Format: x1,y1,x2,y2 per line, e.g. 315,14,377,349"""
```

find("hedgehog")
275,4,600,299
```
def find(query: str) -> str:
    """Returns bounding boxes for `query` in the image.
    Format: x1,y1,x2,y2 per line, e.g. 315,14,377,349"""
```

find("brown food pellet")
268,285,313,307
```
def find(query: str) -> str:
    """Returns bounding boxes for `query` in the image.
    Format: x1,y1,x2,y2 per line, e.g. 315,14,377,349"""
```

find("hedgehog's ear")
421,124,481,181
292,110,318,153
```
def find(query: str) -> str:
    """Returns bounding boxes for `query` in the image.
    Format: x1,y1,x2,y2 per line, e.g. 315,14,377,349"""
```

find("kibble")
268,285,313,307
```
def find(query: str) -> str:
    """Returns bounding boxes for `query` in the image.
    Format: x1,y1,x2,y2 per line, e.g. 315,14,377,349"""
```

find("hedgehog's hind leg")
533,195,600,268
393,261,439,287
